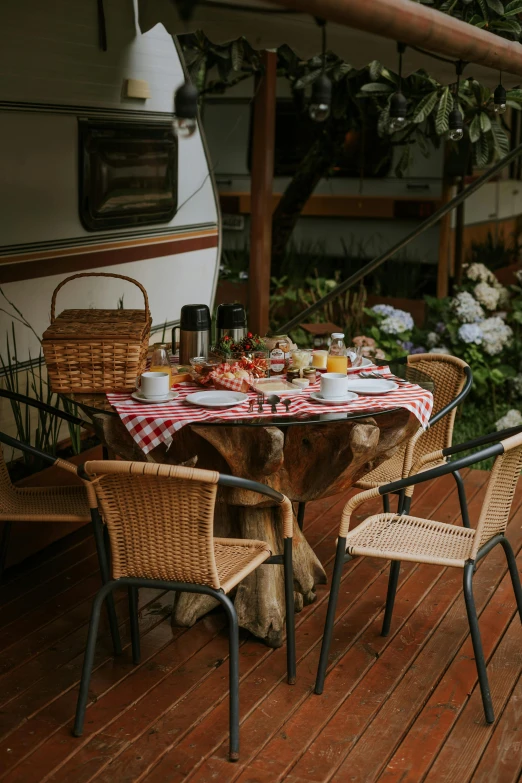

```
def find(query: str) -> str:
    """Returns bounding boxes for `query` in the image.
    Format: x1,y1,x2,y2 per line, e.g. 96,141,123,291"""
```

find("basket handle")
50,272,150,323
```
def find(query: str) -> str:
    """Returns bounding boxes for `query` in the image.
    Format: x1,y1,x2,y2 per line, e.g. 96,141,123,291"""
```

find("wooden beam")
249,50,277,337
268,0,522,79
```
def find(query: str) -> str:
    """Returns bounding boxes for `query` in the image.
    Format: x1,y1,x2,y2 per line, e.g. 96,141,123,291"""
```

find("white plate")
310,391,358,404
185,391,248,408
345,379,398,395
131,390,179,404
347,357,373,373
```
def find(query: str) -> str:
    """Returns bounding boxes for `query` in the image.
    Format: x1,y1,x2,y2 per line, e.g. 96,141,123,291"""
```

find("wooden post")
249,50,277,336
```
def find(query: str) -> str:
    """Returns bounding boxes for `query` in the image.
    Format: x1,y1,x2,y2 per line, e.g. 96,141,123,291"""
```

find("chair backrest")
84,461,222,587
408,353,468,458
471,432,522,558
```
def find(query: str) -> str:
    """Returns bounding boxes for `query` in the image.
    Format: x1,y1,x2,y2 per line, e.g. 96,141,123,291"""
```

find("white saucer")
131,390,179,404
185,391,248,408
310,391,358,404
345,379,398,395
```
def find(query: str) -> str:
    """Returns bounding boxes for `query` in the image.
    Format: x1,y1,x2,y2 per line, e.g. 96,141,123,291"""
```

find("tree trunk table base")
89,408,418,648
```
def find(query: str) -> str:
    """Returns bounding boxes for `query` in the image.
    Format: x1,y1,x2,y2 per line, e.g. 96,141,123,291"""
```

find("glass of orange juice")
327,333,348,374
150,343,172,385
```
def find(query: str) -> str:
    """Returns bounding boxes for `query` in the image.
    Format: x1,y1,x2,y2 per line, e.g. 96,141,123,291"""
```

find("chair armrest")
339,487,382,538
0,389,90,428
408,449,446,481
0,430,79,477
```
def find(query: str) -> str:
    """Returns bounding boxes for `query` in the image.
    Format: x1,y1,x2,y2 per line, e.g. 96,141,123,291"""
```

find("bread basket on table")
42,273,151,393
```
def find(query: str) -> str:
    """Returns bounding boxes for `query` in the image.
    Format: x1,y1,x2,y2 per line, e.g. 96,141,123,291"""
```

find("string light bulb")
494,73,507,115
173,81,198,138
309,19,331,122
388,43,407,134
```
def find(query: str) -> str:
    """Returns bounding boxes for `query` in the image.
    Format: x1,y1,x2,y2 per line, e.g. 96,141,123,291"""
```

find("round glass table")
62,361,434,647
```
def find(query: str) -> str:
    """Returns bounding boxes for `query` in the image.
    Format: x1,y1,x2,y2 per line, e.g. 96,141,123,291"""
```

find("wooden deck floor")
0,468,521,783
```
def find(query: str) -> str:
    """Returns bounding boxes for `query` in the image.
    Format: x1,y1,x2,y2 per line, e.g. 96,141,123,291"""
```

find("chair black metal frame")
0,399,122,657
72,468,296,762
314,424,522,725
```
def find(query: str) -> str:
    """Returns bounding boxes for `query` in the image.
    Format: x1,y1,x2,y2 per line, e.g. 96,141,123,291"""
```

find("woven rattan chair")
315,425,522,724
72,460,296,762
295,354,472,533
0,392,122,655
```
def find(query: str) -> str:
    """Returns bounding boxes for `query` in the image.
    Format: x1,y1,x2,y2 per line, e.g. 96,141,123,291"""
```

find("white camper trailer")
0,0,220,364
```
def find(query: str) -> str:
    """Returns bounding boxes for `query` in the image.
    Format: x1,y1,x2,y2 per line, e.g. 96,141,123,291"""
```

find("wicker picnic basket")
42,272,151,393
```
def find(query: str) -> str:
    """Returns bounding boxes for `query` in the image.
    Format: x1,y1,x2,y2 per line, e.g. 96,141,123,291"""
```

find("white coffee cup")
320,372,349,399
137,371,170,399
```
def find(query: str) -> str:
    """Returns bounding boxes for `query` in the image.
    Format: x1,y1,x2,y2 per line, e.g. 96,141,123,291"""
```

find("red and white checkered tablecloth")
107,367,433,455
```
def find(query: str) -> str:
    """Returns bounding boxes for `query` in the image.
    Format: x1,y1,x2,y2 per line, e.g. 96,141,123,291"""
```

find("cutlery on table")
266,394,280,414
359,371,408,385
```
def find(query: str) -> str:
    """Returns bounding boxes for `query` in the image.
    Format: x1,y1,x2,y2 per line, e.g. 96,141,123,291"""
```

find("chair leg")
91,513,122,656
383,494,390,513
128,586,141,664
218,592,240,762
73,583,113,736
315,538,348,695
297,502,306,532
0,521,13,581
284,537,296,685
453,470,471,528
463,562,494,723
381,560,400,637
499,537,522,623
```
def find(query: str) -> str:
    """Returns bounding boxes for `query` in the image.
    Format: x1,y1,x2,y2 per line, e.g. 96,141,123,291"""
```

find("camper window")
79,119,178,230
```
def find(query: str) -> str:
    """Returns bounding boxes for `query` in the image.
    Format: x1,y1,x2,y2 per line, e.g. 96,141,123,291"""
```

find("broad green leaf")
332,62,352,81
469,113,481,143
491,120,510,157
474,132,492,168
413,90,439,123
379,67,399,86
436,86,451,134
469,13,486,23
486,0,504,12
507,99,522,109
477,0,489,19
231,39,243,71
504,0,522,13
490,18,521,32
377,102,391,137
507,89,522,102
369,60,383,81
294,69,322,90
480,112,492,133
359,82,395,94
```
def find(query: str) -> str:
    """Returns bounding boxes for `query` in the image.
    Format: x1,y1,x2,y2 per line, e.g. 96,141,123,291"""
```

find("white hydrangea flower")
429,346,452,355
480,316,513,356
495,409,522,431
380,309,414,335
371,304,397,317
465,262,495,283
474,282,500,311
493,281,511,308
426,332,439,348
452,291,485,323
458,323,483,344
512,373,522,397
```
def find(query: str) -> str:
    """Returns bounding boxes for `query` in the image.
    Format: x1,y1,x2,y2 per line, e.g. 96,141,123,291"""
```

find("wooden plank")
424,614,522,782
323,501,522,782
470,671,522,783
248,50,276,337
